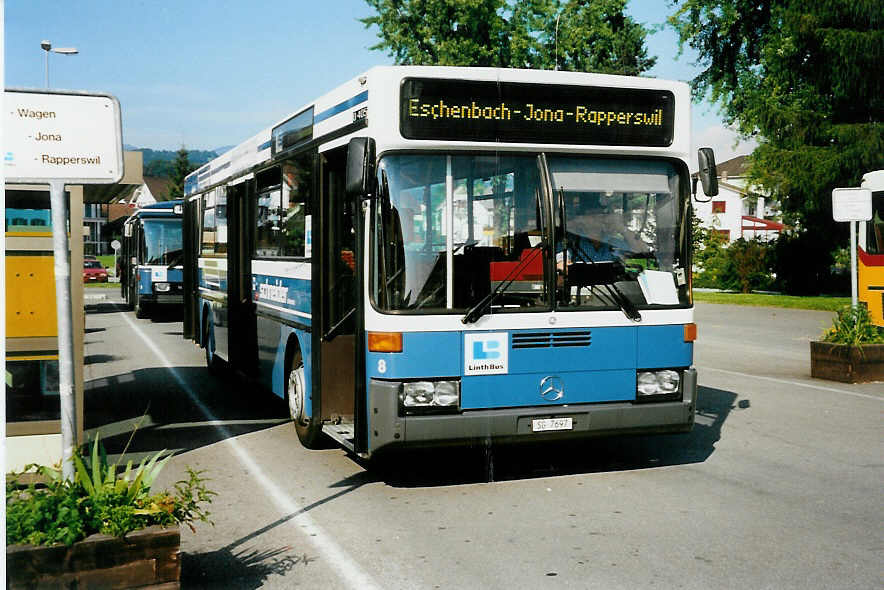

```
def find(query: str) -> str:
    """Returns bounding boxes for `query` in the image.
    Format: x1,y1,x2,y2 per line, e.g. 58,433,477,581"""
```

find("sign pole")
49,180,78,480
832,187,873,309
111,239,121,279
5,89,123,479
850,221,858,308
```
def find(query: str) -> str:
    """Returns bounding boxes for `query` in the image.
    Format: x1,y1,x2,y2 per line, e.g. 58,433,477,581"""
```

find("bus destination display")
400,78,674,147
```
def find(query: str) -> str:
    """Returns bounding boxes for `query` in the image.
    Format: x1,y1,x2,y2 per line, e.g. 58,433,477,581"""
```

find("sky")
4,0,756,163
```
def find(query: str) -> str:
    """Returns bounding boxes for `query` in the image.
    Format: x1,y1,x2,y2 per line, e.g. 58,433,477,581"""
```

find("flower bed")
812,305,884,383
6,435,214,589
7,525,180,590
810,341,884,383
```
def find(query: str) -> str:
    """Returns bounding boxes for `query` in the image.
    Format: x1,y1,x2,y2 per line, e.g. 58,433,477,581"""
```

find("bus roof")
185,66,691,197
126,199,183,221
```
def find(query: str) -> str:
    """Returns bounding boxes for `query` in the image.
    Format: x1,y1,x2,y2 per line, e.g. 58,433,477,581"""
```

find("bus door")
317,146,363,451
226,180,257,374
120,221,131,301
182,198,198,341
207,187,231,361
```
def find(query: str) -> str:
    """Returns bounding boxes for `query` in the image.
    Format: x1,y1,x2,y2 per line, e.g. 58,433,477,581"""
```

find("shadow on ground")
84,366,289,460
84,301,128,315
181,471,374,588
181,546,318,589
178,387,742,586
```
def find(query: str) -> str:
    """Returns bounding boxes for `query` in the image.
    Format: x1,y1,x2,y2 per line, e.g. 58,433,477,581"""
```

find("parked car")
83,260,108,283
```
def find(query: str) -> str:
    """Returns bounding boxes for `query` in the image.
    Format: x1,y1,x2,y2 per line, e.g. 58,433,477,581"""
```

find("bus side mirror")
697,148,719,198
346,137,376,197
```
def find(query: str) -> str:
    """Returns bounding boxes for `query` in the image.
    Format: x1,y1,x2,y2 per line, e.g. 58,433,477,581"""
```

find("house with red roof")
693,155,785,243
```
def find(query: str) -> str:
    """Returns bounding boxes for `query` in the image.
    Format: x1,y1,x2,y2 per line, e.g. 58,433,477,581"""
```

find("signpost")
111,239,121,279
5,88,123,480
832,187,873,308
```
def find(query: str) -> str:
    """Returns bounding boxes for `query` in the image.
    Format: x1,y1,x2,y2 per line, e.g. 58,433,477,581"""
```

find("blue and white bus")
121,200,185,318
183,66,718,457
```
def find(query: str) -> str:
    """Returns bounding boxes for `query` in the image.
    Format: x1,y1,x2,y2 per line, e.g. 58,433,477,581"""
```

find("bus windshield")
865,190,884,254
142,218,183,265
371,153,689,315
548,156,688,310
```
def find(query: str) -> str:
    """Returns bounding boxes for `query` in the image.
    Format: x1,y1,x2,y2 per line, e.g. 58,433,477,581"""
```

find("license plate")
531,417,573,432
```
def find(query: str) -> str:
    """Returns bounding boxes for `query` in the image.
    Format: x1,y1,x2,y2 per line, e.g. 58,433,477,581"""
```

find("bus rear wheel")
287,352,322,448
203,316,221,374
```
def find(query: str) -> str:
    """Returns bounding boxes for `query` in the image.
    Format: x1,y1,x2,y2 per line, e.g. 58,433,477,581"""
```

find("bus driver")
560,194,648,265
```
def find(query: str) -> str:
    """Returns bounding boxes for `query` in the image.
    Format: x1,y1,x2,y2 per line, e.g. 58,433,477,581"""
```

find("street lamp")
41,40,79,88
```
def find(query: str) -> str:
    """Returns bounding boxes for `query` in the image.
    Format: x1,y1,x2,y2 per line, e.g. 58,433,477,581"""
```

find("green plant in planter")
6,435,215,546
821,305,884,347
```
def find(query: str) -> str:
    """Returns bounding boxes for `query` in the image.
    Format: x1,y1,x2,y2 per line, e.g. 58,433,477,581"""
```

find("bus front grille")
512,331,592,349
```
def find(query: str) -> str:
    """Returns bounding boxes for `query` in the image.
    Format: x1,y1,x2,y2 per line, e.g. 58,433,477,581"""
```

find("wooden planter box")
810,341,884,383
7,525,180,590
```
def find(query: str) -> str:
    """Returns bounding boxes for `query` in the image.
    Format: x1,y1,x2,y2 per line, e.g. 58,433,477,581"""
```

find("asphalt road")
83,292,883,589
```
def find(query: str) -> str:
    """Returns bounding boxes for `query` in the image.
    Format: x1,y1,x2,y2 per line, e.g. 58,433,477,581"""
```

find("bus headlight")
400,380,460,413
154,282,170,292
636,370,681,399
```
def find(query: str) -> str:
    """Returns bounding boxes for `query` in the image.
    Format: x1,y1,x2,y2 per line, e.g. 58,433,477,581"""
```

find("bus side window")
214,188,228,255
869,192,884,254
281,154,312,258
255,187,282,257
201,191,216,256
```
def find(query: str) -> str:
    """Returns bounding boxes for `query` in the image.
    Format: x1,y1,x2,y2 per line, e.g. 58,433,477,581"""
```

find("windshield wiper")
165,249,184,269
462,245,545,324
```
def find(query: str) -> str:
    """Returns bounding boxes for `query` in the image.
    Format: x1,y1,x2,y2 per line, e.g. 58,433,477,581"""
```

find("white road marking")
121,311,381,590
153,418,289,430
697,365,883,401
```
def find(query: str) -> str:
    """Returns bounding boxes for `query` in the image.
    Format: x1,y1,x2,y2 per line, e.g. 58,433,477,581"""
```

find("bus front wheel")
287,351,322,449
135,296,149,319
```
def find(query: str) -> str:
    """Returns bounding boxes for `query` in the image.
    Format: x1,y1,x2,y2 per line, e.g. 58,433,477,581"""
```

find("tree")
670,1,884,292
167,147,196,200
550,0,656,74
361,0,656,75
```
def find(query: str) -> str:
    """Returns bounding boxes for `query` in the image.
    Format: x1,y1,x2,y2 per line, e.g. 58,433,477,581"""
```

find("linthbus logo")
464,332,508,376
473,340,500,360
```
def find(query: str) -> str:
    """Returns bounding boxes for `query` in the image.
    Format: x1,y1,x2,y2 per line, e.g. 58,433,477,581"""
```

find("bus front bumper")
139,292,184,306
368,369,697,454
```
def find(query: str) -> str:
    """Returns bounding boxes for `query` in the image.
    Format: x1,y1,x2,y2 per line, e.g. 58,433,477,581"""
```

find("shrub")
719,238,775,293
6,436,215,546
692,221,729,287
821,305,884,346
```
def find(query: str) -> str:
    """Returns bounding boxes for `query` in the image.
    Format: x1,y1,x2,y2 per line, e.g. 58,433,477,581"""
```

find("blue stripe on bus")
137,267,183,295
314,91,368,125
365,325,692,409
138,271,152,295
258,140,272,151
366,331,462,379
462,370,636,408
198,268,228,292
636,324,692,368
252,273,311,316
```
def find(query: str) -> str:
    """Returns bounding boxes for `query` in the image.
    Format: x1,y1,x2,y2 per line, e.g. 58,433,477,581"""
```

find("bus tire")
203,314,221,374
287,351,322,449
135,296,149,319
